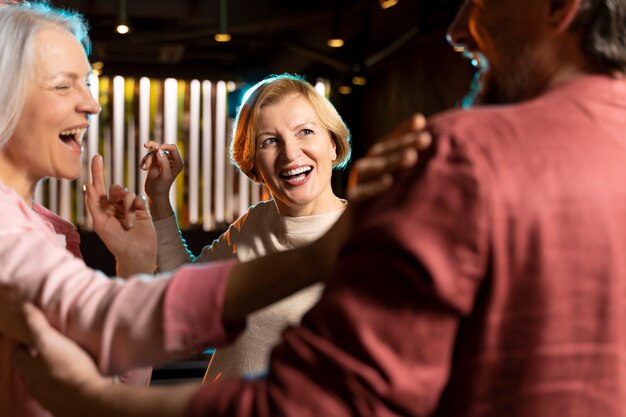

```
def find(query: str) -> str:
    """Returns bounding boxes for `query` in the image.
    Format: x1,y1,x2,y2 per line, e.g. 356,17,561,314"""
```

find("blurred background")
38,0,473,383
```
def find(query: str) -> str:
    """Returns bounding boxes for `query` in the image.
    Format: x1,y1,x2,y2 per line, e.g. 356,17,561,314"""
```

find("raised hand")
85,154,157,277
140,141,184,221
347,114,432,203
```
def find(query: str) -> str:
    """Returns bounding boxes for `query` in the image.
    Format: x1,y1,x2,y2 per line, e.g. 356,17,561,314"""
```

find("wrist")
116,256,156,278
148,196,175,221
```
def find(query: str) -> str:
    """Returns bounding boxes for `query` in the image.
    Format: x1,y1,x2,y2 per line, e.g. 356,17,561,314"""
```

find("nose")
78,85,101,116
280,139,303,161
446,0,472,52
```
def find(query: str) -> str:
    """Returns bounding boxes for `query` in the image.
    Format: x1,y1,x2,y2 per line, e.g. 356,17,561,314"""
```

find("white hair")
0,1,90,149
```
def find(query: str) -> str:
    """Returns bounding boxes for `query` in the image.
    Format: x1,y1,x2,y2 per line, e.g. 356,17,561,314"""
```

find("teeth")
282,166,312,177
59,128,87,137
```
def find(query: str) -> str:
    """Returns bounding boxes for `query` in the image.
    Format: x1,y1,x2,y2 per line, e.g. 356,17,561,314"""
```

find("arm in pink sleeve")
0,223,240,374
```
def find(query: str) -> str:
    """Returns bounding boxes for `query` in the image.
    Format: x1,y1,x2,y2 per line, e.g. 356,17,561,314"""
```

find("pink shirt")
0,182,238,417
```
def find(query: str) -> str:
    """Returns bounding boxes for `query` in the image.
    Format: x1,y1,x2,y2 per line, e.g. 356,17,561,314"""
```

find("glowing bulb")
338,85,352,95
116,24,130,34
379,0,398,9
327,38,344,48
215,33,231,42
352,76,367,86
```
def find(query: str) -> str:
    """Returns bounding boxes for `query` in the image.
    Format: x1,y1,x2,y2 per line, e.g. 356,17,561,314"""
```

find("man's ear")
549,0,583,33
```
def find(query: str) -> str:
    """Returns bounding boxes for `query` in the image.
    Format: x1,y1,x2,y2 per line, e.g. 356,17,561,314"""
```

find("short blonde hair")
231,74,351,183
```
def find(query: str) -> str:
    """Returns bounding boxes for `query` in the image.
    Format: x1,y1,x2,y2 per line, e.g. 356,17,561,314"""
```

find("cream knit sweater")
153,199,345,379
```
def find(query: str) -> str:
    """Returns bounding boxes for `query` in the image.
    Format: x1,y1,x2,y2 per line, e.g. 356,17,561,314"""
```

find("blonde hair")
0,1,90,149
231,74,351,183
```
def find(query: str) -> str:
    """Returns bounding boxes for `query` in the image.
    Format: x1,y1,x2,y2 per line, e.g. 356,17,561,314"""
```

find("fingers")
89,154,106,197
133,194,151,221
155,149,173,181
0,285,32,345
352,146,418,183
108,185,146,229
143,140,160,151
20,303,51,349
346,113,433,204
378,113,427,144
347,174,393,203
140,142,183,171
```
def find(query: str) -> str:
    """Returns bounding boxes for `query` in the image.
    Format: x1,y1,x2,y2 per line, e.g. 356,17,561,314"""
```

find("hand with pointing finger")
85,154,157,278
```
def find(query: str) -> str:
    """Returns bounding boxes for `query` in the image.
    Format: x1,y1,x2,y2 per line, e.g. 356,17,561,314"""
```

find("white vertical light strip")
34,182,43,204
315,78,326,96
251,182,261,205
214,80,227,224
59,180,71,221
138,77,150,196
163,78,178,212
112,76,125,186
104,127,112,194
126,115,136,193
189,80,201,224
84,74,100,228
238,171,250,217
225,143,233,223
48,178,58,215
201,81,213,231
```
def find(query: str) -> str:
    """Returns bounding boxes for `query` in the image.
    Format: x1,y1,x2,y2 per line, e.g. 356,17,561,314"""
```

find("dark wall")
343,33,473,162
79,227,225,276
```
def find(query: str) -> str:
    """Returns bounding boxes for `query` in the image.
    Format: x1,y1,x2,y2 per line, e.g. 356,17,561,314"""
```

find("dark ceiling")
51,0,464,81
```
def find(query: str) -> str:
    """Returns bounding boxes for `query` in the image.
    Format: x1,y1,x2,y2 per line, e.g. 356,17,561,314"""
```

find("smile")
280,166,312,184
59,127,87,144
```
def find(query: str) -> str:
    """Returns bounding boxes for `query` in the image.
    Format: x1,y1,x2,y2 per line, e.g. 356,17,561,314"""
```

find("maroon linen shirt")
186,75,626,416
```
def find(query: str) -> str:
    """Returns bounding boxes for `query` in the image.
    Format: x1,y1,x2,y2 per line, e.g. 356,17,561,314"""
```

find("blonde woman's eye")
55,84,71,90
260,137,278,148
301,129,314,135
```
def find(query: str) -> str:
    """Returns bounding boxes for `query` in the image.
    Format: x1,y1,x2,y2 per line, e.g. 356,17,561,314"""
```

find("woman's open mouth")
280,166,312,185
59,128,86,152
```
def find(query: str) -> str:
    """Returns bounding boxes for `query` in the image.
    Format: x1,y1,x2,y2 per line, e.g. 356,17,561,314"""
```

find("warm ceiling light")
352,76,367,86
215,33,231,42
116,23,130,34
92,61,104,71
379,0,398,9
115,0,130,34
327,0,344,48
338,85,352,95
327,38,344,48
216,0,231,42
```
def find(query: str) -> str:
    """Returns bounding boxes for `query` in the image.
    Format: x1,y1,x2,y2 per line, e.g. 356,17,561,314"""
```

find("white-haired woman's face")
6,26,99,183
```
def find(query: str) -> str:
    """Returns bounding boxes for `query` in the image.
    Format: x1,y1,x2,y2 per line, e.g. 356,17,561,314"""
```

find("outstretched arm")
10,303,195,417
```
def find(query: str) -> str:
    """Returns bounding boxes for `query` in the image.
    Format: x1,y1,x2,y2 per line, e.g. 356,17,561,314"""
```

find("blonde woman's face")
254,93,338,216
6,27,99,184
